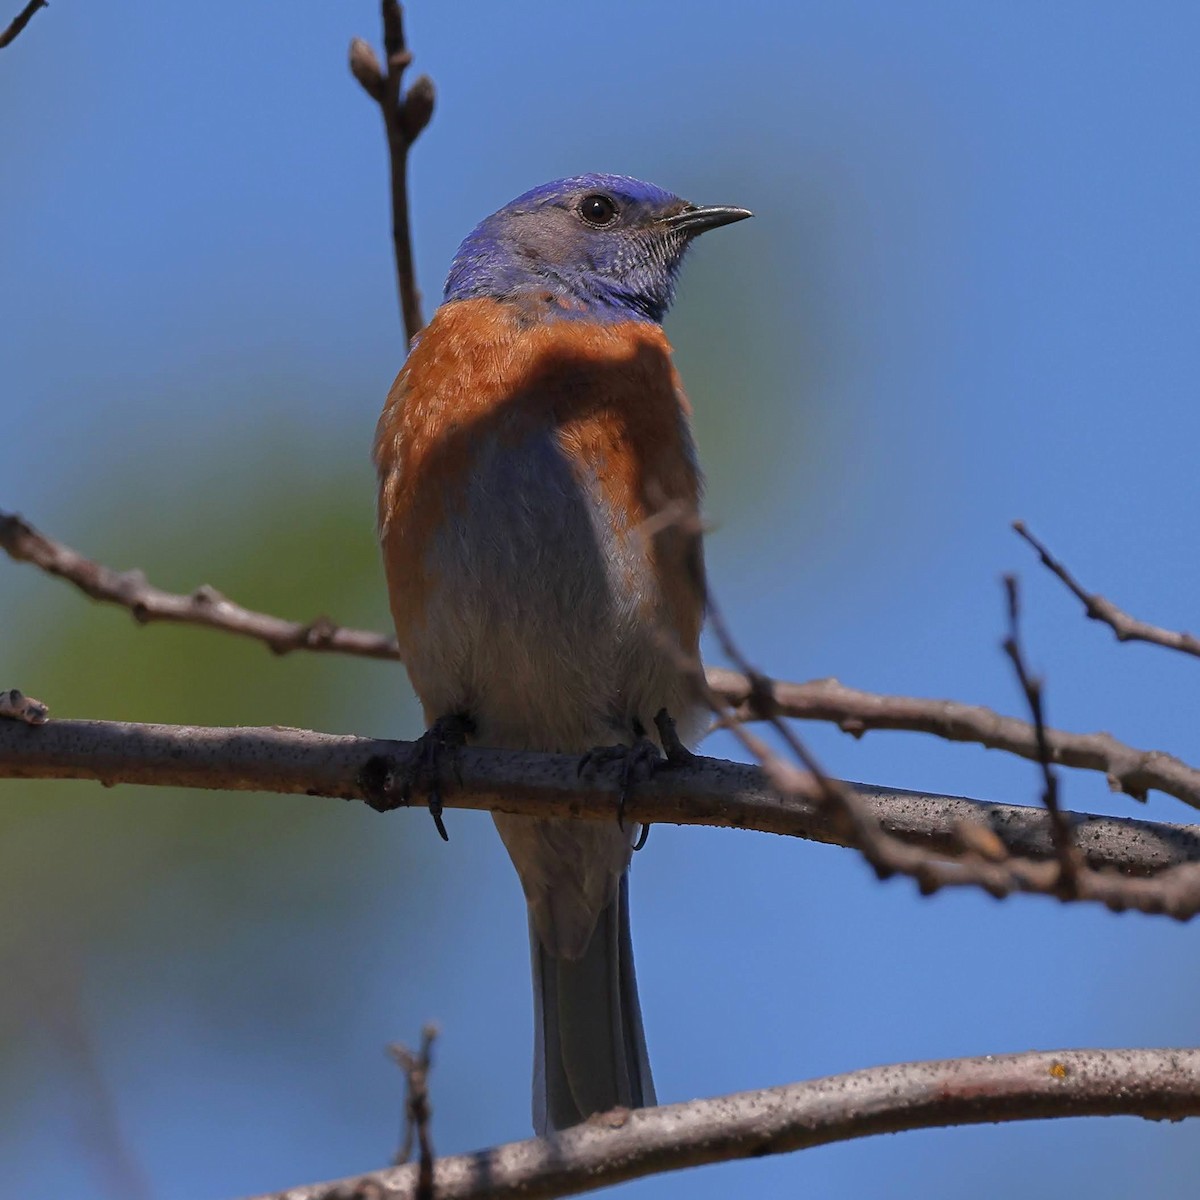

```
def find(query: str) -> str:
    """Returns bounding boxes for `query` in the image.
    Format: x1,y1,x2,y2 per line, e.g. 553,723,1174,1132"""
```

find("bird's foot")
367,713,474,841
578,735,661,835
580,708,695,846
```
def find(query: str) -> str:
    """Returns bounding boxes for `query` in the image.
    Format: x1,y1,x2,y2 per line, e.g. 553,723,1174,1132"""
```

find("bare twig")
700,593,900,877
6,717,1200,916
675,559,1200,917
709,670,1200,810
0,687,48,725
1014,521,1200,659
0,510,398,660
6,509,1199,812
1001,575,1080,894
0,0,45,49
350,1,434,344
248,1047,1200,1200
389,1024,438,1200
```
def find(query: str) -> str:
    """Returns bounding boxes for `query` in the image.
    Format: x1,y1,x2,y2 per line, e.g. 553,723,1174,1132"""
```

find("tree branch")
1001,574,1081,894
708,668,1200,811
0,0,45,49
1014,521,1200,660
389,1024,439,1196
349,2,434,345
0,509,399,660
248,1048,1200,1200
6,717,1200,915
6,508,1199,813
674,572,1200,916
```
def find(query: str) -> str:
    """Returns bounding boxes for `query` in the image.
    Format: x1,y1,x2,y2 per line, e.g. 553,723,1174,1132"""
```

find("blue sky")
3,3,1200,1197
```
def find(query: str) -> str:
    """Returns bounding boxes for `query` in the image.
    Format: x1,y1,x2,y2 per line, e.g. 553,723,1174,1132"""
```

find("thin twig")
7,718,1200,916
350,1,434,345
652,499,1086,904
0,510,398,660
659,520,1200,918
248,1047,1200,1200
1001,574,1080,894
708,670,1200,810
389,1024,438,1200
701,592,890,871
0,0,45,49
5,507,1200,811
1014,520,1200,659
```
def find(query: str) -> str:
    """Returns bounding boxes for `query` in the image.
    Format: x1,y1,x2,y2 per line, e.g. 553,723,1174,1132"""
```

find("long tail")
530,872,655,1134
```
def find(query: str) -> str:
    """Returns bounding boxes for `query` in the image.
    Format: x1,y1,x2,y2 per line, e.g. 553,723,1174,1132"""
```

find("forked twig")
349,1,435,345
389,1024,439,1200
0,509,398,660
1014,520,1200,659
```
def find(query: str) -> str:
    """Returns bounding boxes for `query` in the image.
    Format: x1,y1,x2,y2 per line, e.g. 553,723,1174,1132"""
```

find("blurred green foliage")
0,432,435,1146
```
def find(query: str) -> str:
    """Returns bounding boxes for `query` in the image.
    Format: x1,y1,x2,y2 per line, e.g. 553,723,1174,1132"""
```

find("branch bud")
402,75,435,140
349,38,385,102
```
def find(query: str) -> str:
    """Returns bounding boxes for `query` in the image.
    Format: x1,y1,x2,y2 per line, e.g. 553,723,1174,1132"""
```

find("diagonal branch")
1001,574,1080,893
349,1,434,345
5,508,1199,812
6,717,1200,916
684,580,1200,916
0,0,45,50
1014,521,1200,660
248,1048,1200,1200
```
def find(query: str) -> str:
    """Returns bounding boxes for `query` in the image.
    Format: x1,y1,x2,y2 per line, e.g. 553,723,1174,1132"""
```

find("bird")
373,173,751,1134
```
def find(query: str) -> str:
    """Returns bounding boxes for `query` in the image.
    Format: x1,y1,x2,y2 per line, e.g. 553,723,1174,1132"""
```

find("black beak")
663,203,754,235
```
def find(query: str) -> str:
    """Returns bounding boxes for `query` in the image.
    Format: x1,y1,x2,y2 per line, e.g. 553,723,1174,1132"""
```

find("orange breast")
374,297,704,659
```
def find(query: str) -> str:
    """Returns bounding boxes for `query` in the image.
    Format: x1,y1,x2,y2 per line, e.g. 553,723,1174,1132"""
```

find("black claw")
386,712,474,842
430,800,449,842
578,729,666,837
633,823,651,852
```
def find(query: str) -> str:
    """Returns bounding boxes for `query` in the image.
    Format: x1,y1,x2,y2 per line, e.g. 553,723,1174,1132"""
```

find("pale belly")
400,428,699,754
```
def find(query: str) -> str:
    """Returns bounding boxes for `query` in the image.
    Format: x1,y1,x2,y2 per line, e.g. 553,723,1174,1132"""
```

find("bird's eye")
578,194,619,227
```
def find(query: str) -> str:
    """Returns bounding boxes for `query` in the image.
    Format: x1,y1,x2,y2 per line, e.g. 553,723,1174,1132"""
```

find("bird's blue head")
443,173,752,324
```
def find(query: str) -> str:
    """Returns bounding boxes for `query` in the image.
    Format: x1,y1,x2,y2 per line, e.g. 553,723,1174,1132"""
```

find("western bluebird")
374,174,751,1133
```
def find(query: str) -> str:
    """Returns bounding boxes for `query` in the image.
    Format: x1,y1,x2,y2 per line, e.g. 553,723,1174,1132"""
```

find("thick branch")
250,1048,1200,1200
0,0,45,49
6,718,1200,914
1015,521,1200,659
6,509,1199,814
